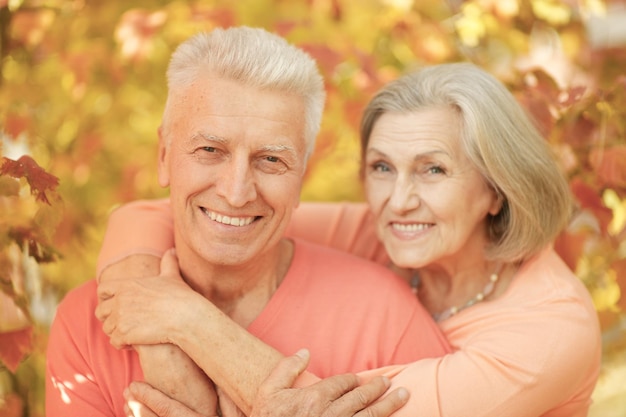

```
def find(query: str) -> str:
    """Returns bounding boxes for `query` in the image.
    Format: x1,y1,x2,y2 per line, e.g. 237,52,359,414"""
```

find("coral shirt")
93,199,601,417
46,236,450,416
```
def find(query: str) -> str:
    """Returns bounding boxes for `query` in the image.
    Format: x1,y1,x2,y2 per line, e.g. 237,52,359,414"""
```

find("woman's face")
364,106,501,269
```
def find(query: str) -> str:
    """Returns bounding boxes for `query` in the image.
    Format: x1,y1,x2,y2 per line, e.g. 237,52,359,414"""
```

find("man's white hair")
164,26,325,159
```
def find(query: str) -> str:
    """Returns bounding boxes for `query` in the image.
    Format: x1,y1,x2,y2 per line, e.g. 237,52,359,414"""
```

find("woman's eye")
427,165,445,174
372,162,390,172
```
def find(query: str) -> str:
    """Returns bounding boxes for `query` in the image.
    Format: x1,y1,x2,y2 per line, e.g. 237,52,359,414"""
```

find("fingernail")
398,388,409,400
295,348,310,359
381,376,390,387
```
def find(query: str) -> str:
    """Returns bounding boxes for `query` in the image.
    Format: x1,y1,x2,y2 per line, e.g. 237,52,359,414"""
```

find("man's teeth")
392,223,431,232
206,210,255,226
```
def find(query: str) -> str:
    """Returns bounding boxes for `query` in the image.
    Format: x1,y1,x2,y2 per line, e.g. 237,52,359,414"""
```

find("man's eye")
201,147,217,152
265,156,280,163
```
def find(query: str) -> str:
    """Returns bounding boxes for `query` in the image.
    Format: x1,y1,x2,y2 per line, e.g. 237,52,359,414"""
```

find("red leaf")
570,178,613,233
0,156,59,205
0,393,23,417
589,145,626,189
554,231,587,271
0,327,33,373
559,85,587,107
519,91,554,137
561,113,596,148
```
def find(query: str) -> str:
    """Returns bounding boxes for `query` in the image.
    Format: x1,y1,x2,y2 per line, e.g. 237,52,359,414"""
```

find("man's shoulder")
292,238,410,293
54,279,98,320
295,238,390,271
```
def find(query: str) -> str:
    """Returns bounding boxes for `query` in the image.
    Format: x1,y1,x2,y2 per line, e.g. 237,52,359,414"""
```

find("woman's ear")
489,189,504,216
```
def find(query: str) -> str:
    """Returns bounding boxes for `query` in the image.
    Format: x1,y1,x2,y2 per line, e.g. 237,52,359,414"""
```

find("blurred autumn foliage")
1,0,625,415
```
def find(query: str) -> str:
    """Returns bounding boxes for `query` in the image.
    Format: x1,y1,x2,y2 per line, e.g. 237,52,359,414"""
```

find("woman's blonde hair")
360,63,573,262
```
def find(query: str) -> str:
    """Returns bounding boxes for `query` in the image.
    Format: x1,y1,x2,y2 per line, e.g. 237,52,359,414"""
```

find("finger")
159,248,179,276
97,281,115,302
128,381,205,417
127,401,158,417
258,349,311,395
124,386,158,417
354,387,409,417
309,373,361,402
94,299,109,322
318,375,387,416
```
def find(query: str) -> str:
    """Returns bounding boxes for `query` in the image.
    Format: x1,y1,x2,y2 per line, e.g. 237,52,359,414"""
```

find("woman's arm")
97,199,387,278
100,253,217,415
97,250,399,416
97,199,173,280
123,354,409,417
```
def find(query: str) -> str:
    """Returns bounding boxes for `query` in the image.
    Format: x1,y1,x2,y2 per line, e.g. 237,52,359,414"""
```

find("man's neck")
179,239,294,327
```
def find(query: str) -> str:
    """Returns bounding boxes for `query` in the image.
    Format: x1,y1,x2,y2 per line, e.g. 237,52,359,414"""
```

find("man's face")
158,76,308,268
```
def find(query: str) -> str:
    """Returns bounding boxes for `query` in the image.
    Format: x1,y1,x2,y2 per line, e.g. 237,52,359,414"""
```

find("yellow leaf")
603,189,626,236
531,0,572,25
591,269,621,312
455,3,486,47
584,0,606,16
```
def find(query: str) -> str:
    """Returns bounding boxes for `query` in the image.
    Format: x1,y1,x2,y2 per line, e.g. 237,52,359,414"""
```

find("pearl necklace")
411,269,501,322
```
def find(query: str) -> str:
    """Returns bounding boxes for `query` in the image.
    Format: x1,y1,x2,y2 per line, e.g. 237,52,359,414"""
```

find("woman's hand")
124,381,219,417
251,350,410,417
95,249,203,348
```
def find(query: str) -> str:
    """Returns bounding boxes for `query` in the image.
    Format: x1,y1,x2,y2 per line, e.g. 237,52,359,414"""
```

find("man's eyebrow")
191,132,228,143
190,133,298,157
259,144,297,155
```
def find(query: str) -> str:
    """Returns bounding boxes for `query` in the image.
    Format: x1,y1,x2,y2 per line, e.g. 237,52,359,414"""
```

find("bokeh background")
1,0,625,416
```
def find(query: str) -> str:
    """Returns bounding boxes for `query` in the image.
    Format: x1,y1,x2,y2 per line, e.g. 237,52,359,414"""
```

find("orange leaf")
3,114,31,139
300,44,344,76
0,156,59,205
590,145,626,189
0,326,33,373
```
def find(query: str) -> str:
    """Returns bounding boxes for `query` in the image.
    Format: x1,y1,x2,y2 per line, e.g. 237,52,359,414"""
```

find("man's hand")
124,381,219,417
251,349,410,417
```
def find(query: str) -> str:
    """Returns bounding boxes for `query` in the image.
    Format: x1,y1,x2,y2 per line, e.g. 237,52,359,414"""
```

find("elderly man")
45,27,448,417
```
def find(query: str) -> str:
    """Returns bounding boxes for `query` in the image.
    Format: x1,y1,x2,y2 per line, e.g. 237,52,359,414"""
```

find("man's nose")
389,175,420,213
216,157,257,207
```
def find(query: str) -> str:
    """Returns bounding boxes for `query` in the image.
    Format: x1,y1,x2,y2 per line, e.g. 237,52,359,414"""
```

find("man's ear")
157,125,170,187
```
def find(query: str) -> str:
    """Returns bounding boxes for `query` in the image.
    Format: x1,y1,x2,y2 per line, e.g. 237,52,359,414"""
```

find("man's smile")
200,207,257,227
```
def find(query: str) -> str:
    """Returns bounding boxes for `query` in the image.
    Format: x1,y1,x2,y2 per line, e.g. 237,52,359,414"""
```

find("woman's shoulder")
510,248,596,312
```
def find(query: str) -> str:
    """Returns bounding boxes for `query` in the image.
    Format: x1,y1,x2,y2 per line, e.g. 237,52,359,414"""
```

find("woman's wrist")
171,292,219,349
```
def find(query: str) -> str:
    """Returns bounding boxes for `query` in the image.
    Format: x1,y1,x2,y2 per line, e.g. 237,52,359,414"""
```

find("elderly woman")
95,63,600,417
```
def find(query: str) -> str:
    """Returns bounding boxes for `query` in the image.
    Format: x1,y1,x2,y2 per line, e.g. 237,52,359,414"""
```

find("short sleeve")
96,199,174,278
